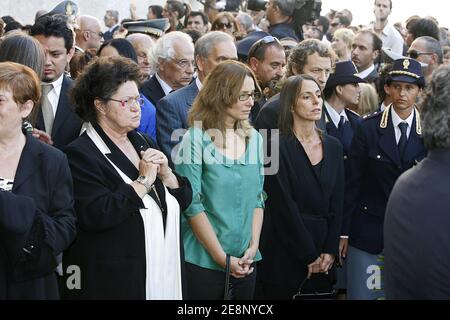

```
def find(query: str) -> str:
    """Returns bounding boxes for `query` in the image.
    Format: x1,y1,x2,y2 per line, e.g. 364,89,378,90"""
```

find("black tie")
338,115,353,153
398,122,408,158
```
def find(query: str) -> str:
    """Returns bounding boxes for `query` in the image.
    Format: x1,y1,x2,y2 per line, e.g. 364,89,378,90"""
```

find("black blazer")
0,134,76,299
63,124,192,299
385,149,450,299
35,75,82,150
141,74,166,107
258,133,344,290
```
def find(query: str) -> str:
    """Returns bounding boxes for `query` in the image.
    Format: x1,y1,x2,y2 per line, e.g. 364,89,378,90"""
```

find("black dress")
256,133,344,299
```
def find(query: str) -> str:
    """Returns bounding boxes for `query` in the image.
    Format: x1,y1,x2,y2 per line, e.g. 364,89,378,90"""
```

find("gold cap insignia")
403,59,410,70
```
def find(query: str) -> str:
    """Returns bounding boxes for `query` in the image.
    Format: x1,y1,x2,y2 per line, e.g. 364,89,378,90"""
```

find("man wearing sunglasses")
408,36,443,82
75,15,104,52
247,36,286,122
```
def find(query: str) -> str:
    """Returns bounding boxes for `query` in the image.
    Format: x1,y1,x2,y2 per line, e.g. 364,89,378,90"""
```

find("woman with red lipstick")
256,75,344,299
175,61,265,300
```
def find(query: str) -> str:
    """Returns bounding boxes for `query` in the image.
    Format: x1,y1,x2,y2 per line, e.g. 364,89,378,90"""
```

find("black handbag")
224,254,231,300
293,274,337,300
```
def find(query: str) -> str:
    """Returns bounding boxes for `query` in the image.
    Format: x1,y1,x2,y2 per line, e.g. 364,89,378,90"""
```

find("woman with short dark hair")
63,56,192,299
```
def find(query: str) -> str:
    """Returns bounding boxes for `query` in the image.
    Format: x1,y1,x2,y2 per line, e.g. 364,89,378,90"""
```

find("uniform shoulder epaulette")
362,110,380,120
346,108,361,117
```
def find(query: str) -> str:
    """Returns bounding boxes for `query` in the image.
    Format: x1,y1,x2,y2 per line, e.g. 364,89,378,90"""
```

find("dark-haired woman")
256,75,344,299
98,38,157,141
63,56,192,299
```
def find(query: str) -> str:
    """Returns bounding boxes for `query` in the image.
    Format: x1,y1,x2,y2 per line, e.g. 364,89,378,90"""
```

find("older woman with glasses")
175,61,265,300
62,56,192,300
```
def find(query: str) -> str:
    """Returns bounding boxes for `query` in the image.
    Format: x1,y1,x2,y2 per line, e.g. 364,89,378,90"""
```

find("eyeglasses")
407,50,434,59
248,36,281,58
238,91,261,101
216,22,232,29
108,96,144,108
83,30,104,38
170,57,196,69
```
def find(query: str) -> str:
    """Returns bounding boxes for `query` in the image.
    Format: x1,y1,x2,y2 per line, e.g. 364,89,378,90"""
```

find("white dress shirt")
391,106,415,143
371,22,404,55
324,101,349,128
155,72,173,96
195,77,202,91
357,64,375,80
45,73,64,117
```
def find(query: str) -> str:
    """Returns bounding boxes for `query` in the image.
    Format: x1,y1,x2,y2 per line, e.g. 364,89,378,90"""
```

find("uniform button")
377,155,381,159
344,155,348,160
364,206,368,211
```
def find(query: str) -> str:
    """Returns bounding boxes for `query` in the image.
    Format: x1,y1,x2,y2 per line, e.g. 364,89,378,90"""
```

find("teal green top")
175,127,266,272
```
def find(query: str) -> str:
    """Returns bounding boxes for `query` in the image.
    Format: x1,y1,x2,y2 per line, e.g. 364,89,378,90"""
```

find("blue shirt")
137,94,156,141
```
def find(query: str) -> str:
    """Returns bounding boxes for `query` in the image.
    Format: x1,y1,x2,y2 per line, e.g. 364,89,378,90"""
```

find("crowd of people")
0,0,449,300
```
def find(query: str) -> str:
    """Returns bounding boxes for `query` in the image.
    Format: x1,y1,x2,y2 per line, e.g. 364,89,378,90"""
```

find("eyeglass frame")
216,22,233,30
169,57,196,70
82,30,104,38
238,91,262,102
106,96,145,108
406,50,435,59
248,36,282,60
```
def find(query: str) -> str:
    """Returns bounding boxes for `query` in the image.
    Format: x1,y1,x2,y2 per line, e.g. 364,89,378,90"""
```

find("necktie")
397,122,408,159
41,83,54,135
338,115,353,153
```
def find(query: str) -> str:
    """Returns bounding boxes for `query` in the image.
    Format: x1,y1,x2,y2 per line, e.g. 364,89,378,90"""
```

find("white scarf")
85,123,182,300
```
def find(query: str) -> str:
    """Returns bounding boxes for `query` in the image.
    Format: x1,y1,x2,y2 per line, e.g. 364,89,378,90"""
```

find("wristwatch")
136,175,152,193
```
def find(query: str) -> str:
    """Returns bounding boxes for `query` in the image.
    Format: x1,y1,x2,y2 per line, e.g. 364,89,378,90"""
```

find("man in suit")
345,58,427,299
322,61,364,272
30,15,82,151
103,10,119,42
351,30,382,84
255,39,336,131
141,31,195,106
74,15,104,52
247,35,286,123
157,31,237,162
384,65,450,300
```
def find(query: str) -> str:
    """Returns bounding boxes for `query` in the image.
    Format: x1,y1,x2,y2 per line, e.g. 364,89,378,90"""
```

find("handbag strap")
224,254,231,300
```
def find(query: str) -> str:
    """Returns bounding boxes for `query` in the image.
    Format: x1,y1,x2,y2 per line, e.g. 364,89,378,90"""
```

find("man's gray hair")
194,31,234,58
420,65,450,149
150,31,193,72
106,10,119,23
236,12,254,33
274,0,296,17
417,36,444,64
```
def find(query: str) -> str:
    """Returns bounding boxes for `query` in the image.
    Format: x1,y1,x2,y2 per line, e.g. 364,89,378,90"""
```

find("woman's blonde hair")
188,60,260,144
358,83,379,116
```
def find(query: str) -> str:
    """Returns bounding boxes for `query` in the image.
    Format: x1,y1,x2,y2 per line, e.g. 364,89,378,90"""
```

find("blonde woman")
175,61,265,300
332,28,355,61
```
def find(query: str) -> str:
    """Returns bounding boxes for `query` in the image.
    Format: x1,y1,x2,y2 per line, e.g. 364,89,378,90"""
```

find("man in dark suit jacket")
30,15,82,151
351,30,382,84
345,58,427,300
384,65,450,300
141,31,195,106
255,39,335,132
156,31,237,162
102,10,119,42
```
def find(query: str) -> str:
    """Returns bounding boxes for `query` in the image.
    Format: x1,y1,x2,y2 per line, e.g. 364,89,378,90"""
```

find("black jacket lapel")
13,135,43,191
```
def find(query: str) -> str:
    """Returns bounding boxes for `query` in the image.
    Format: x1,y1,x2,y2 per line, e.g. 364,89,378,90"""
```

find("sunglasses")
407,50,434,59
216,22,232,29
248,36,281,58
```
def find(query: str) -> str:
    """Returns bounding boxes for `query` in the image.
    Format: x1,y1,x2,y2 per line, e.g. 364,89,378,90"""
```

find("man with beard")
247,35,286,123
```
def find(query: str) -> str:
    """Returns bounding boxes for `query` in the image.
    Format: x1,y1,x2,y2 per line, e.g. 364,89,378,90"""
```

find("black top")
258,133,344,293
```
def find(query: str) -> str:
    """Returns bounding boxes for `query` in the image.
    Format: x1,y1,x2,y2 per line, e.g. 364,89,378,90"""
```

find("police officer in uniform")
344,58,427,300
322,60,365,291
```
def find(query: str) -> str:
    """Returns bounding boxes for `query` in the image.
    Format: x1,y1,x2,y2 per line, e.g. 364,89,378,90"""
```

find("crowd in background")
0,0,450,300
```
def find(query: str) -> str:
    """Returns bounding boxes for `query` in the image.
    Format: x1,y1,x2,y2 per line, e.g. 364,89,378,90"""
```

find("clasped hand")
307,254,335,279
